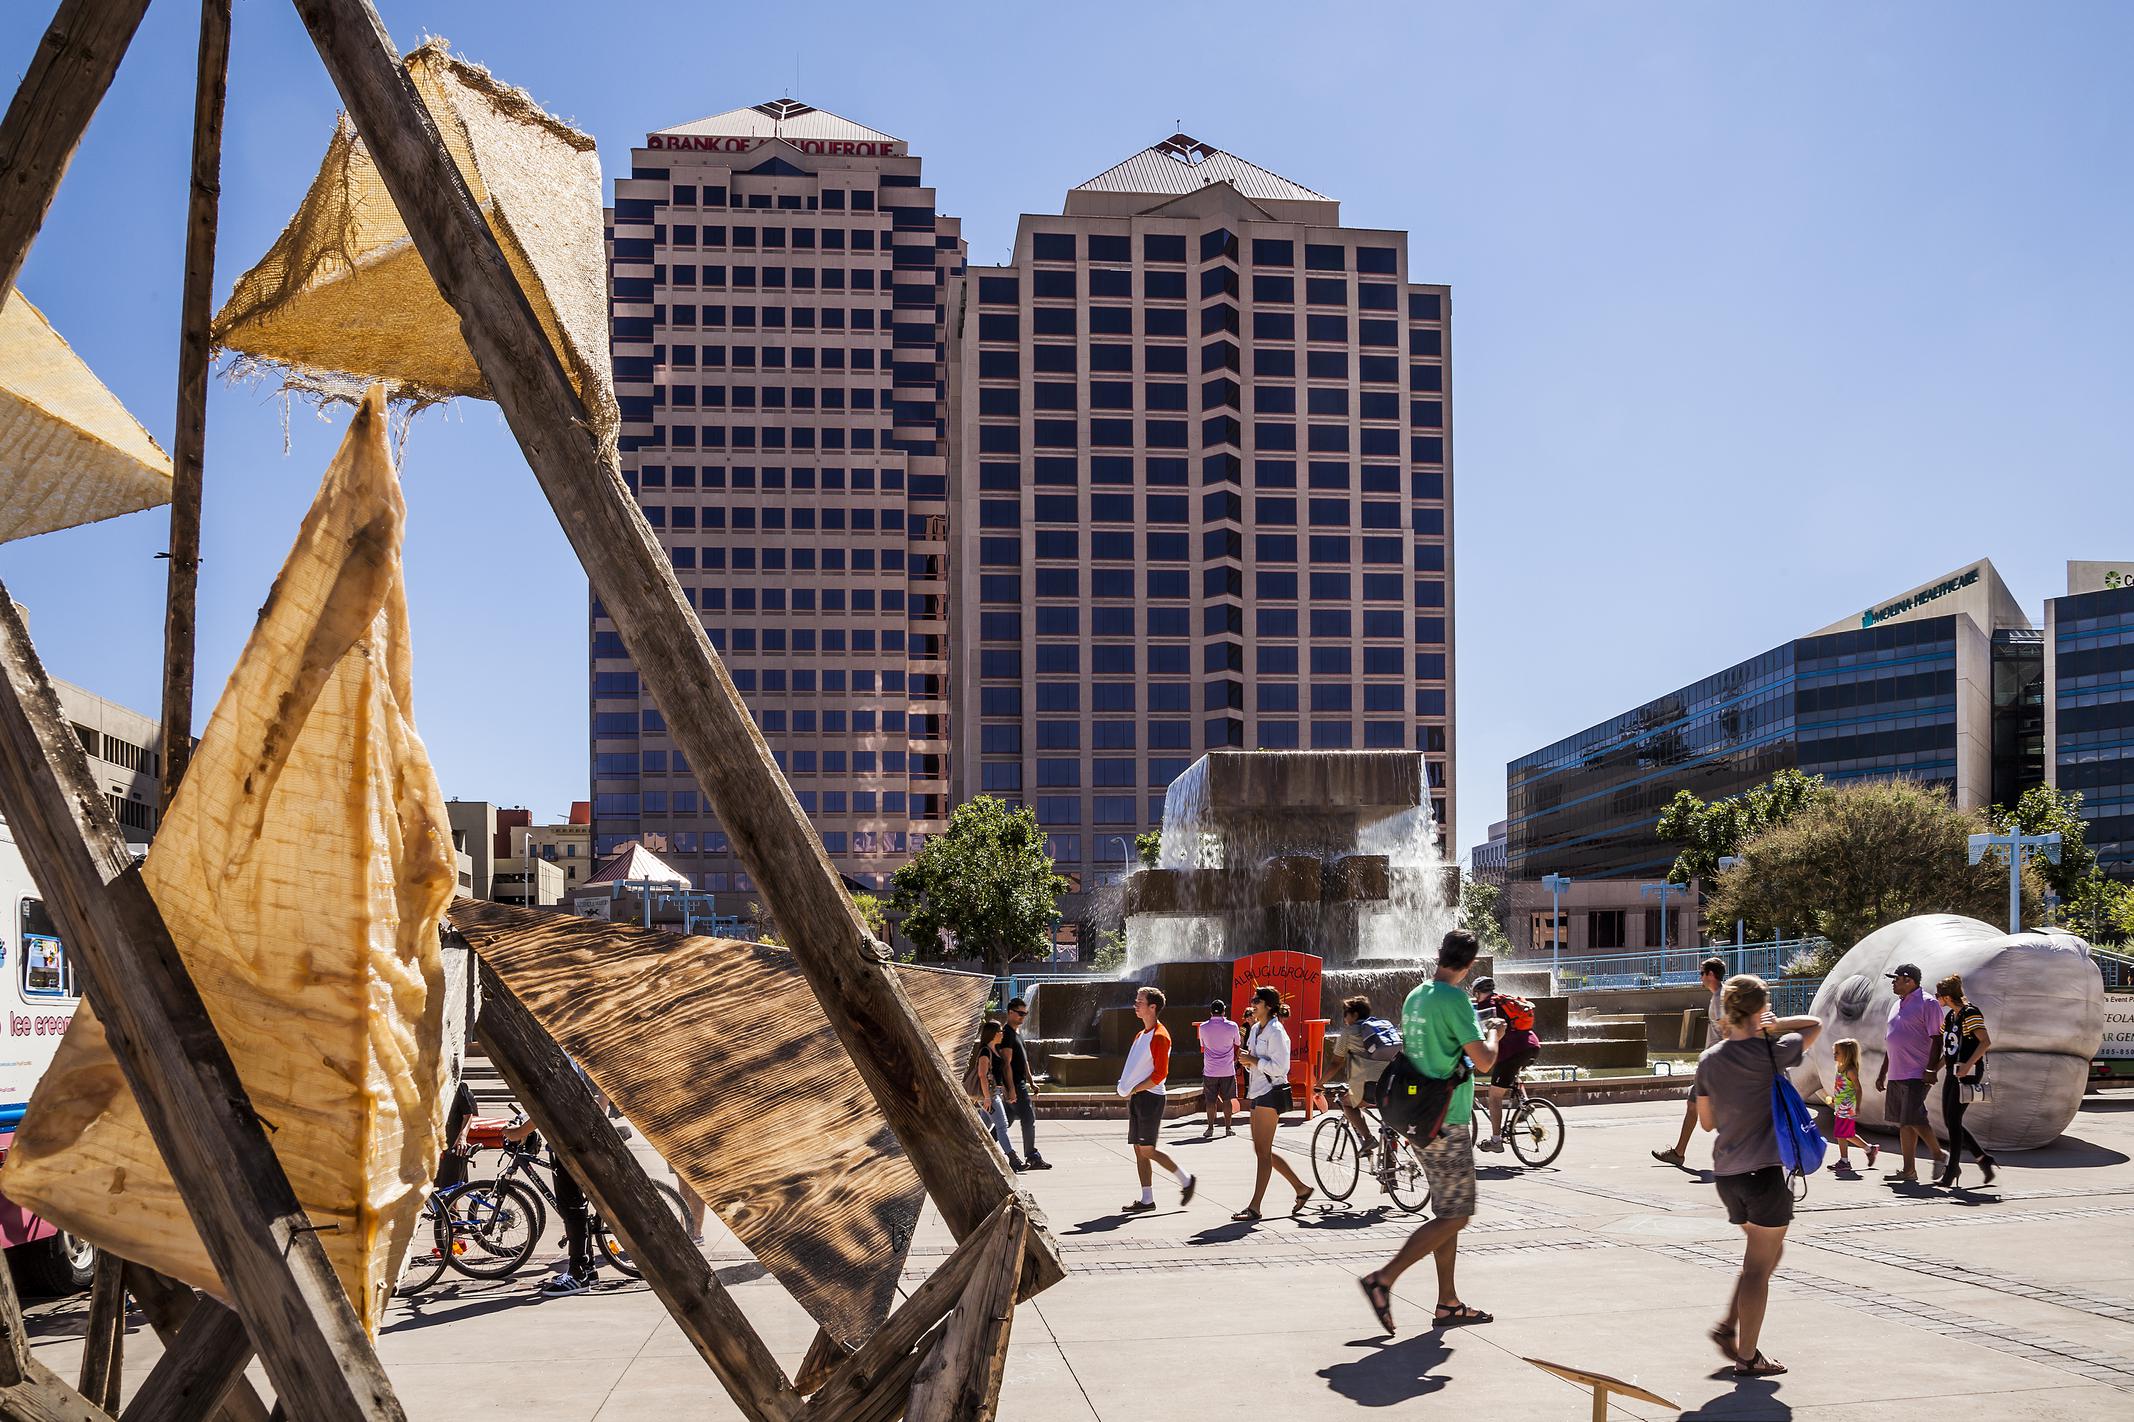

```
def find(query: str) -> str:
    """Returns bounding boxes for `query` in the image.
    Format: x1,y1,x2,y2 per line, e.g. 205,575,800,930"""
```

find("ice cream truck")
0,815,98,1292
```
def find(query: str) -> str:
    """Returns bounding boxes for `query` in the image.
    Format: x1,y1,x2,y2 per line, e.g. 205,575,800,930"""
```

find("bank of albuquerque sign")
646,133,903,156
1861,567,1981,629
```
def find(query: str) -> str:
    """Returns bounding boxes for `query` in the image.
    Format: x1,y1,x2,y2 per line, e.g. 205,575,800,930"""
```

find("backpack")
1766,1037,1826,1188
1378,1050,1472,1147
1358,1017,1404,1062
1493,994,1536,1033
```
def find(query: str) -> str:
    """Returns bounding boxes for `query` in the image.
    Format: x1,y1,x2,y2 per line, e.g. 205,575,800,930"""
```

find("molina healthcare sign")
1861,567,1981,629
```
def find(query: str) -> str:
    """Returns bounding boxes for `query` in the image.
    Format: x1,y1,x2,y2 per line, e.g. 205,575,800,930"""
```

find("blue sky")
1,2,2127,851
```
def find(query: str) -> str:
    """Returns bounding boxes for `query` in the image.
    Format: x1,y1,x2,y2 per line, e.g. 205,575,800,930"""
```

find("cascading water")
1354,803,1456,962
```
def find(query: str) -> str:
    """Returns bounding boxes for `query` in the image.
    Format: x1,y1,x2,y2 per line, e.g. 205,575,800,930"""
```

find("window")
1144,233,1186,263
1252,238,1294,267
1589,910,1627,950
18,898,75,999
1032,231,1076,261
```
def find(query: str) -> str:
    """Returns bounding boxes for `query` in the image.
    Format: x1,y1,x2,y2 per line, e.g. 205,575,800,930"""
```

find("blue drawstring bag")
1767,1036,1827,1187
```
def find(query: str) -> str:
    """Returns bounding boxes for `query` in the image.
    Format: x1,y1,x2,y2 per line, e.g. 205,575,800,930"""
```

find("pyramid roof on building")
653,98,898,145
1072,134,1329,203
579,840,692,889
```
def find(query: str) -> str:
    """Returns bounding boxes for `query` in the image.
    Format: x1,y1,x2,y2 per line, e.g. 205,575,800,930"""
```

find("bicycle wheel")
394,1204,450,1297
591,1180,689,1279
1507,1096,1566,1169
1310,1117,1361,1202
443,1178,544,1280
1385,1135,1431,1214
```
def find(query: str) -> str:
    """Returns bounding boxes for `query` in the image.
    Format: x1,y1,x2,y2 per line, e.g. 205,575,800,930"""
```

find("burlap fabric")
1,387,456,1335
0,290,171,543
213,41,615,437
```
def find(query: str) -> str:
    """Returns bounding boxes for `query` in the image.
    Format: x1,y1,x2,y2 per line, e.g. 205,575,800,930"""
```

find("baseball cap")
1886,962,1922,982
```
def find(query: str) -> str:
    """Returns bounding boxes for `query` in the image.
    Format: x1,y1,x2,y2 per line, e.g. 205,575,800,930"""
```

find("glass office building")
1508,560,2032,881
2047,566,2134,879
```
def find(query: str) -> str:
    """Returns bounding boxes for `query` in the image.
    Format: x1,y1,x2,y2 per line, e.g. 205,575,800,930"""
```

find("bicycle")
1486,1074,1566,1168
466,1130,690,1280
1312,1083,1433,1213
394,1164,545,1297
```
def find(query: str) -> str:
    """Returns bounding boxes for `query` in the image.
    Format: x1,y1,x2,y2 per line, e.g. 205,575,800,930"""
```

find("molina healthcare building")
600,107,1454,909
1503,559,2130,954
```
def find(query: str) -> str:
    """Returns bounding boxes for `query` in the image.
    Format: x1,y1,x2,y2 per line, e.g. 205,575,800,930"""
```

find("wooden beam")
804,1199,1012,1418
903,1208,1025,1422
116,1285,253,1422
0,1238,34,1389
288,0,1060,1295
793,1330,853,1397
122,1270,268,1422
0,593,403,1422
473,962,803,1422
0,1263,109,1422
157,0,233,806
75,1258,124,1412
0,0,153,298
805,1321,947,1422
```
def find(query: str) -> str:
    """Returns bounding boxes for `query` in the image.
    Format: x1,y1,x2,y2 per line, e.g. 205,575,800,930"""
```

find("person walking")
1332,995,1398,1173
1875,962,1945,1183
998,998,1051,1170
1356,929,1501,1334
1233,985,1313,1220
967,1020,1024,1170
1120,987,1194,1213
1826,1038,1878,1175
1469,976,1541,1153
1197,999,1242,1138
1653,956,1730,1166
1933,974,1996,1188
1695,973,1822,1377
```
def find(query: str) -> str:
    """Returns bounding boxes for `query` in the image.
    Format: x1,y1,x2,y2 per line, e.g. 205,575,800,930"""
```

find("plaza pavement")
23,1091,2134,1420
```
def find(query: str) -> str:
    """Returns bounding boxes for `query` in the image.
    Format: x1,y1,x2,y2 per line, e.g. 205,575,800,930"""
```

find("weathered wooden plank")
793,1330,853,1398
157,0,232,806
806,1321,947,1422
473,960,802,1422
75,1257,124,1412
0,0,152,299
0,1361,114,1422
804,1198,1011,1418
289,0,1060,1294
0,1238,33,1388
904,1209,1025,1422
452,899,989,1346
0,593,402,1422
122,1268,268,1422
116,1288,252,1422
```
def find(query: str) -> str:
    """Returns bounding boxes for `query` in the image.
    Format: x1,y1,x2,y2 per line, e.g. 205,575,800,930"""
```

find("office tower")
2047,561,2134,878
600,101,962,893
952,134,1455,912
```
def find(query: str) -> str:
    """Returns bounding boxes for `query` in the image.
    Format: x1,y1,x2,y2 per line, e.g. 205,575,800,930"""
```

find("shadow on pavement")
1063,1211,1141,1235
1680,1374,1790,1418
1298,1206,1396,1231
1317,1333,1453,1407
2012,1134,2131,1167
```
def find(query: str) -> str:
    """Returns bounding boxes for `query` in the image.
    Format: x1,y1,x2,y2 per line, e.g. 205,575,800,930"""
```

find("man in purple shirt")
1197,1001,1242,1138
1874,962,1945,1183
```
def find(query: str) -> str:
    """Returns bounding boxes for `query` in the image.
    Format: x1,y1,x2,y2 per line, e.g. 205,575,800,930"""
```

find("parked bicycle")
394,1160,544,1296
464,1122,690,1280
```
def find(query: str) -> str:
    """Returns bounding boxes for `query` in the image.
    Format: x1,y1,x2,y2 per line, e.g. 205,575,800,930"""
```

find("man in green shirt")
1358,928,1502,1336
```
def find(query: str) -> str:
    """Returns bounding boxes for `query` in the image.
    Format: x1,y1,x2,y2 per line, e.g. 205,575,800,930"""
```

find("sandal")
1231,1207,1263,1222
1359,1274,1397,1335
1432,1302,1493,1327
1707,1322,1737,1363
1293,1188,1316,1214
1733,1350,1787,1377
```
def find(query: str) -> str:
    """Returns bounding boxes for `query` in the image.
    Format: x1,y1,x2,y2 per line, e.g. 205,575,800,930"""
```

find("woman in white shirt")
1233,986,1313,1220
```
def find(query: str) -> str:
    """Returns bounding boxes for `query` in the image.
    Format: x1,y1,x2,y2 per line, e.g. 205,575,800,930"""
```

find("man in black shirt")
999,998,1051,1170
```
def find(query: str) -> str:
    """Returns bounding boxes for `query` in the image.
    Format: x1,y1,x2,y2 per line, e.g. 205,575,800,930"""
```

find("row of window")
624,184,883,215
635,465,920,492
656,221,884,248
977,607,1445,644
982,496,1433,530
1021,234,1401,273
643,504,905,531
974,424,1441,458
974,460,1444,498
983,270,1403,308
977,644,1434,677
971,346,1432,382
976,309,1406,346
974,386,1434,419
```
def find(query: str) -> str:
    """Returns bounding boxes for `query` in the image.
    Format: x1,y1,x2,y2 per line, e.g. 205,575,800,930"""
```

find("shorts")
1833,1115,1859,1141
1419,1123,1477,1219
1715,1165,1794,1228
1250,1084,1294,1115
1126,1090,1165,1146
1489,1044,1539,1089
1201,1074,1239,1105
1885,1077,1930,1127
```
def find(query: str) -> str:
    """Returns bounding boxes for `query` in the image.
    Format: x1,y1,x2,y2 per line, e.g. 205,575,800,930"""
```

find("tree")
889,796,1068,976
747,889,884,950
1990,785,2097,900
1705,778,2042,954
2063,873,2133,946
1457,874,1512,956
1657,768,1833,885
1134,829,1162,869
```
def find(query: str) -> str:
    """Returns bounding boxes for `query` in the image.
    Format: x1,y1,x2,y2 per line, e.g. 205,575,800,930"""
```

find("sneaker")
1023,1156,1054,1171
538,1272,591,1297
1180,1174,1197,1206
1865,1143,1880,1168
1008,1157,1027,1172
1121,1200,1157,1214
1651,1148,1685,1166
1477,1136,1504,1153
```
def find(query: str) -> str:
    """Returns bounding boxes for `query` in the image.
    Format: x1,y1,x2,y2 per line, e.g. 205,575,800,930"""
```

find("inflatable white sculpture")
1798,914,2104,1152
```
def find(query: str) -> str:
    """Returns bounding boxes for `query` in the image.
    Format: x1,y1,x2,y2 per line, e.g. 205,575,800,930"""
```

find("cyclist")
1469,976,1541,1153
1331,995,1401,1181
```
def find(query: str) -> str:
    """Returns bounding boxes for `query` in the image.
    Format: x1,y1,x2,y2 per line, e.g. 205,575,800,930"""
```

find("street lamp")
1641,880,1690,956
1717,855,1745,951
1968,830,2061,935
1097,834,1133,888
1540,872,1571,987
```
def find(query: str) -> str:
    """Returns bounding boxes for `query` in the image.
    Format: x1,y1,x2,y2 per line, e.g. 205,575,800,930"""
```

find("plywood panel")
449,898,991,1347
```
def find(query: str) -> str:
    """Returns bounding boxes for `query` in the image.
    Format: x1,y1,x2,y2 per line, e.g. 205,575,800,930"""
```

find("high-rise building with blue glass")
2047,562,2134,880
1507,559,2039,882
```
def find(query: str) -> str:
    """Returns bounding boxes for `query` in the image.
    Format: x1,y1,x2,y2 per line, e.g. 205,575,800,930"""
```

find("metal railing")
1511,938,1831,994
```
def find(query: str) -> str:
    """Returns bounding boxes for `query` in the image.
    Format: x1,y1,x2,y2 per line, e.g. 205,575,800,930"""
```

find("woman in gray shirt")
1695,974,1821,1379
